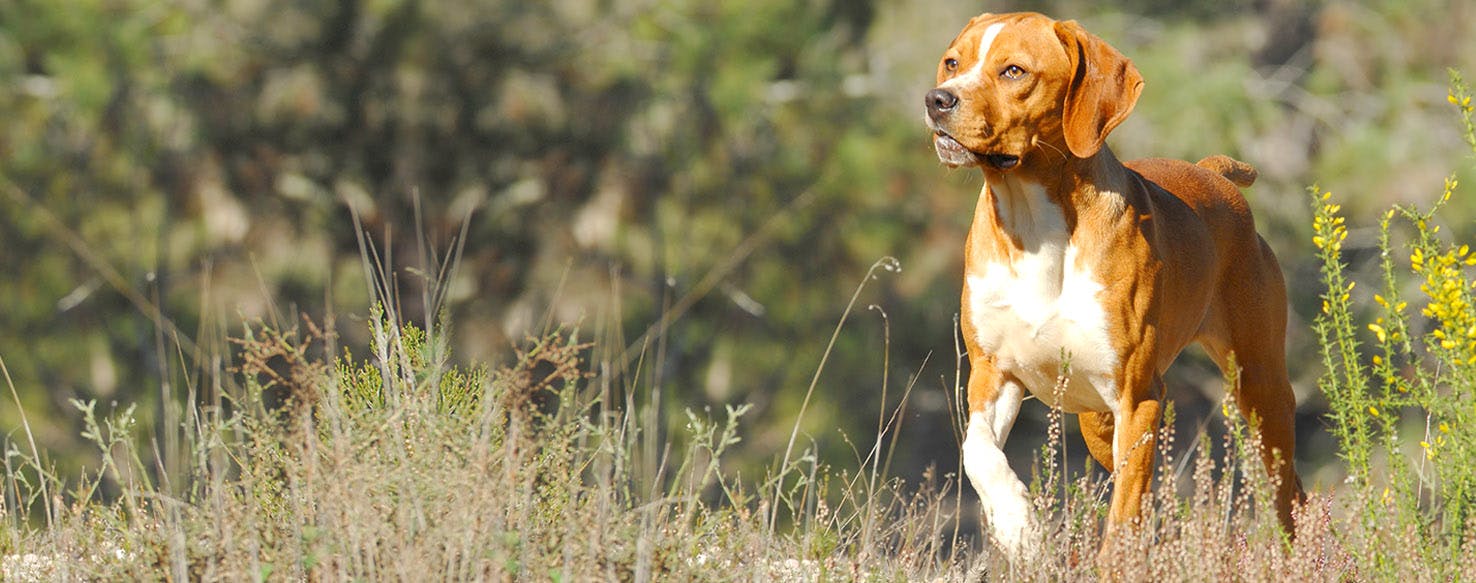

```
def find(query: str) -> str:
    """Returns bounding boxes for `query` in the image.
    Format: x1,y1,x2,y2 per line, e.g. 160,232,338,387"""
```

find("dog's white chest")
966,187,1119,413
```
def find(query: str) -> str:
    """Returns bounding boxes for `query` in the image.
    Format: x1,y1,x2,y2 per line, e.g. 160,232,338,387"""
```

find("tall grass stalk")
768,255,900,535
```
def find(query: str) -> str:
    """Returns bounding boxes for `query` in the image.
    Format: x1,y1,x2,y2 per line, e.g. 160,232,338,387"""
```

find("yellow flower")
1369,406,1380,417
1368,323,1387,343
1439,422,1451,434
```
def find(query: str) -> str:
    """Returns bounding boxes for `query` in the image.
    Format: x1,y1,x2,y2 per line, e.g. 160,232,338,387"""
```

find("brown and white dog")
924,12,1305,554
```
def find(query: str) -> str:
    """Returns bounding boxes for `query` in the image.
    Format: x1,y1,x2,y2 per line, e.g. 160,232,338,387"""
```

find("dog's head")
925,12,1143,171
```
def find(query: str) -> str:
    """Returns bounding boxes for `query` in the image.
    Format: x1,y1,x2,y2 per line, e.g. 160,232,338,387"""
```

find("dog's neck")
978,146,1132,248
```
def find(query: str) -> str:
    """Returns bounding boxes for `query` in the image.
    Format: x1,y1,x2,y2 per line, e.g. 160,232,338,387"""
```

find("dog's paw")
988,503,1038,558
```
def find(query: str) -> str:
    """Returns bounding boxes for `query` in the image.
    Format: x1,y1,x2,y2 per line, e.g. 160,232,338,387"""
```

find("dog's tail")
1197,155,1258,188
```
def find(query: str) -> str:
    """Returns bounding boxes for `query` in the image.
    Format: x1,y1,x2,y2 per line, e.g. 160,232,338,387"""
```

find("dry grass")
2,306,1472,581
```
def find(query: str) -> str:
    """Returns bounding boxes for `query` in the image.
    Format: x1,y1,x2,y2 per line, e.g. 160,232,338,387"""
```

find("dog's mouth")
932,131,1019,171
983,154,1020,170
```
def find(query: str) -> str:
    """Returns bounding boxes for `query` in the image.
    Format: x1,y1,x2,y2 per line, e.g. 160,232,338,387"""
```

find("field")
6,0,1476,580
9,158,1476,577
6,184,1476,578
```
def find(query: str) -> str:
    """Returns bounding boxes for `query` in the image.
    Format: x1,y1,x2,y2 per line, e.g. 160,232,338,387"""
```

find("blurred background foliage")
3,0,1476,497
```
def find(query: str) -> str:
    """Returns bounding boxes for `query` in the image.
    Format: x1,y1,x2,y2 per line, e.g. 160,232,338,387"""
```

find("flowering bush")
1311,69,1476,556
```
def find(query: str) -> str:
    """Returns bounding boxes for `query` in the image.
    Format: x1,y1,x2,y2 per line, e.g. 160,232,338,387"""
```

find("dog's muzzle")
926,88,1020,170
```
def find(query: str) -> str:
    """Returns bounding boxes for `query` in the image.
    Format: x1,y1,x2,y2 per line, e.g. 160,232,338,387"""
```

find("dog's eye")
1001,65,1026,80
944,58,959,72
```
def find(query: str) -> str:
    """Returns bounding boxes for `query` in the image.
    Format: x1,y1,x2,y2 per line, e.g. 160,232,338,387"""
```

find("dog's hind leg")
1206,236,1307,533
1079,411,1115,470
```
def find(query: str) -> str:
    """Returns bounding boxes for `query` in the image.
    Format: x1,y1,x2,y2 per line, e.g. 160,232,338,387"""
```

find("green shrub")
1310,69,1476,566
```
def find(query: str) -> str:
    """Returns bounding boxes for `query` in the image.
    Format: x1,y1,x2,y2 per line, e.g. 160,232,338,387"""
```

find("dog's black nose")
926,88,959,116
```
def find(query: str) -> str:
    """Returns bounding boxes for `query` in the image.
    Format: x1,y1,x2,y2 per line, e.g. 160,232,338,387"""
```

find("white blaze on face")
977,22,1006,62
944,22,1006,90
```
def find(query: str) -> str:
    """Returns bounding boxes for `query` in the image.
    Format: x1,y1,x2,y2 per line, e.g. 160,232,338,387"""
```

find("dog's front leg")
962,358,1034,555
1106,374,1163,526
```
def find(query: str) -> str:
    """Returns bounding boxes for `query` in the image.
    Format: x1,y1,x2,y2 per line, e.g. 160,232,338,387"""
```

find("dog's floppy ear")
1053,20,1144,159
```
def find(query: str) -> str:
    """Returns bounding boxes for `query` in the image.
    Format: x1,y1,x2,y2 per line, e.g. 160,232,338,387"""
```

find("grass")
6,74,1476,583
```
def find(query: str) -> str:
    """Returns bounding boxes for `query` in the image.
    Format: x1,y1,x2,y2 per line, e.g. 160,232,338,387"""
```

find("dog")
923,12,1305,554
